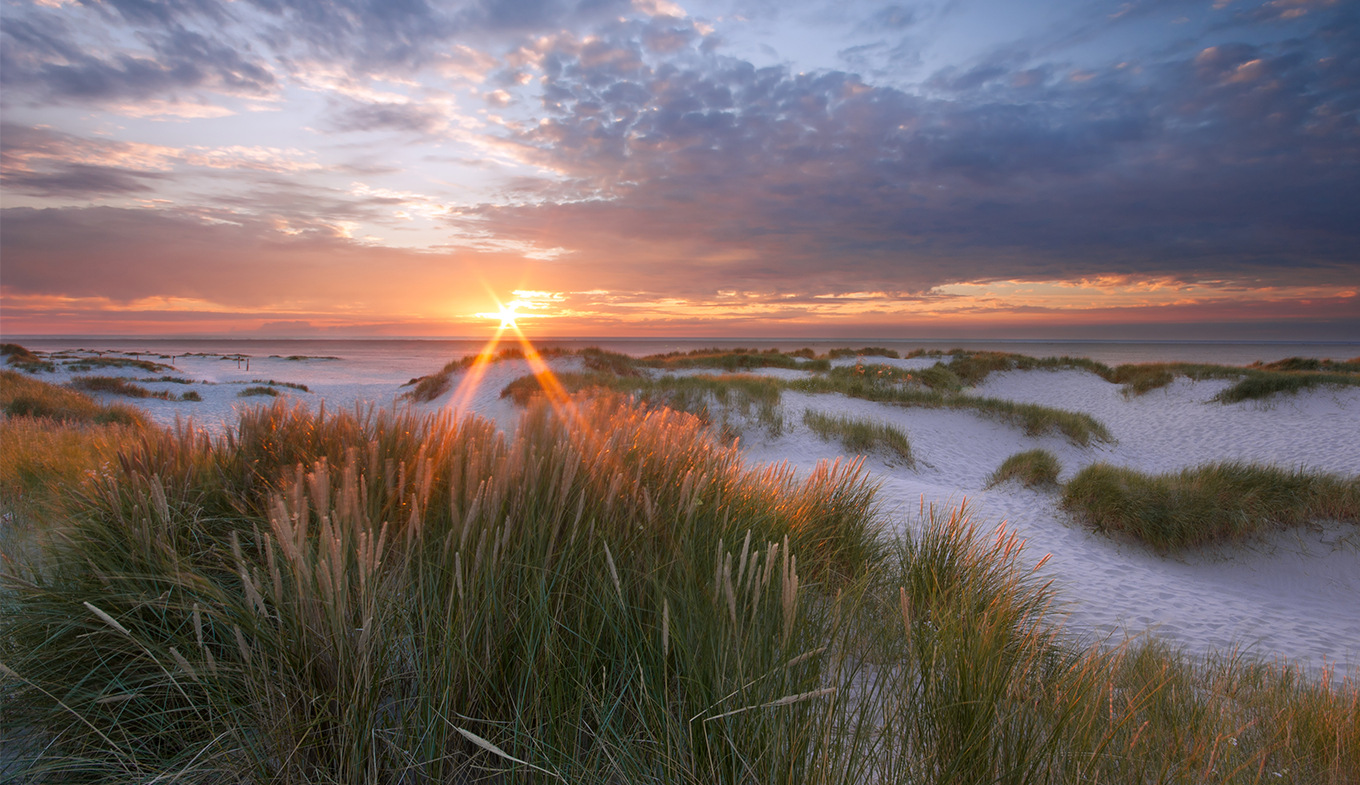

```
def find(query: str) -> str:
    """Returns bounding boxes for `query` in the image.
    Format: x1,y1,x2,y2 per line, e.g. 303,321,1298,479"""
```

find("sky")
1,0,1357,339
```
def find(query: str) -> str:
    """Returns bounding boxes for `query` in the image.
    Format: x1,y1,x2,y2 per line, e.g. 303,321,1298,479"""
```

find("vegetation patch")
237,385,281,397
400,347,572,403
640,347,830,372
1062,462,1360,550
803,410,913,466
2,417,1355,781
1111,360,1360,400
987,448,1062,489
249,378,311,393
1256,356,1360,373
502,371,785,437
1214,372,1360,403
64,357,171,373
2,343,56,373
789,376,1112,447
830,361,963,392
1,370,146,427
69,375,174,400
826,347,900,360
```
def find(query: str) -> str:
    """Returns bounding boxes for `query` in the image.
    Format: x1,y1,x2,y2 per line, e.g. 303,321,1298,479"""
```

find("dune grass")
1110,360,1360,401
2,343,56,374
1,374,149,532
1,395,882,781
828,361,964,392
70,375,177,400
789,375,1113,447
2,370,147,427
249,379,312,393
1258,356,1360,373
64,357,172,373
1,396,1357,781
1062,462,1360,550
640,347,830,372
825,347,900,360
237,385,280,397
802,410,913,466
1214,372,1360,403
3,420,1356,782
502,371,786,437
987,449,1062,489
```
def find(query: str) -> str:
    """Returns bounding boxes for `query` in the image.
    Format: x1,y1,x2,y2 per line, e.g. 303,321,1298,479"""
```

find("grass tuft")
987,448,1062,489
2,370,147,427
1062,462,1360,550
826,347,901,360
1214,372,1360,403
0,402,1356,781
803,409,913,466
69,375,175,400
237,385,280,397
249,379,311,393
64,356,172,373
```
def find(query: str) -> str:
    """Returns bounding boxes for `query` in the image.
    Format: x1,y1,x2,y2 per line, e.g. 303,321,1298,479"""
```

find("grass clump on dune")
1214,371,1360,403
641,346,830,373
1062,462,1360,550
70,375,175,400
829,361,963,392
64,356,172,373
825,346,900,360
790,375,1113,447
2,370,146,427
1,399,1357,782
249,378,311,393
2,343,56,374
987,448,1062,489
502,371,786,436
1,372,148,529
1,395,880,781
237,385,280,397
1111,359,1360,401
803,409,913,466
1257,356,1360,373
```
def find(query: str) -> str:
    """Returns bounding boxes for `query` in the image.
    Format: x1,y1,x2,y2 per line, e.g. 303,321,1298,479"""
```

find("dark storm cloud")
460,7,1359,295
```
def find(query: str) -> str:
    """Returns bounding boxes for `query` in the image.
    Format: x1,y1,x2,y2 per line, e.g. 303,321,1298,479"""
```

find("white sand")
31,351,1360,673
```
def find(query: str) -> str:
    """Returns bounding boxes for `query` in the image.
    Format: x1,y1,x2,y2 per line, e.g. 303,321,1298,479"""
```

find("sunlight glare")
498,302,519,328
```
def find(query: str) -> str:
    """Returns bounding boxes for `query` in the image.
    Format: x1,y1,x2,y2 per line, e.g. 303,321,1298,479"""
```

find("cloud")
0,205,497,314
440,9,1359,298
0,10,276,105
327,100,449,134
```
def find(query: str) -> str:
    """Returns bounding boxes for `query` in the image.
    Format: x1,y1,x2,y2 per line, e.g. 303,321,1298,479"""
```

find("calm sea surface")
11,337,1360,379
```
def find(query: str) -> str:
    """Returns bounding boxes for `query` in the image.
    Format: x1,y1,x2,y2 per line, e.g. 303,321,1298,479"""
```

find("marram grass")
802,409,913,466
1062,461,1360,550
987,448,1062,489
2,388,1357,783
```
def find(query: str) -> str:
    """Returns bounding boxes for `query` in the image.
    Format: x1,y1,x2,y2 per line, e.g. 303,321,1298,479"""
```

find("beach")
11,339,1359,675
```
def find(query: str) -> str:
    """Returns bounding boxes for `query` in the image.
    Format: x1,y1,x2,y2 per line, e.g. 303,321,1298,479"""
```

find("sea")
9,337,1360,383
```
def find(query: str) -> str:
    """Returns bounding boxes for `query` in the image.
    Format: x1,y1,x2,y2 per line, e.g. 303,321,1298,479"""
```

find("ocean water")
13,337,1360,378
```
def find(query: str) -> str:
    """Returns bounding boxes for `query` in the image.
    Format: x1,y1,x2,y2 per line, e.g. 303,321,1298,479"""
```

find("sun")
497,302,519,328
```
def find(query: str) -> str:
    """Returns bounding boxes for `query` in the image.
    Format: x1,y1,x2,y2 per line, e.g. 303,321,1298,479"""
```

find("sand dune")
36,351,1360,674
